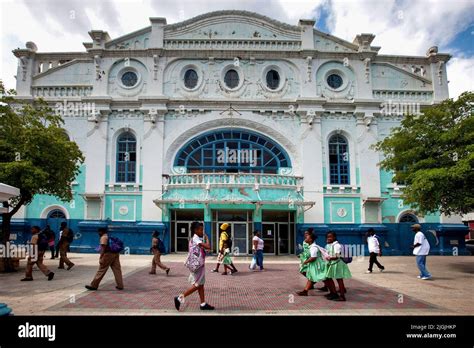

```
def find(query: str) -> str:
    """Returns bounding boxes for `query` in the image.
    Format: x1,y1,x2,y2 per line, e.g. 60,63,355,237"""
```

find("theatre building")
9,11,469,255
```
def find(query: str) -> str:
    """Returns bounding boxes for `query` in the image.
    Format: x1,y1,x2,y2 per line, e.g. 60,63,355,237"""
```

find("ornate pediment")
372,62,432,90
164,10,301,42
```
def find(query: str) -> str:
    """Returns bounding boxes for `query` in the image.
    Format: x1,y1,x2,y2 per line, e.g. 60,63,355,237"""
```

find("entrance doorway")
261,211,295,255
171,210,204,252
46,209,67,235
213,210,252,255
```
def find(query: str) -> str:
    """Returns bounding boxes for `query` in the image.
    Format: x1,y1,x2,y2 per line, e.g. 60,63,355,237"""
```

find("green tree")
373,91,474,216
0,80,84,270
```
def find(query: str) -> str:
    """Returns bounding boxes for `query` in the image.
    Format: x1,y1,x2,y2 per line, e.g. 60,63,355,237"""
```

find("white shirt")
191,234,203,247
413,231,430,255
367,235,380,253
252,236,264,250
326,241,342,256
309,243,319,258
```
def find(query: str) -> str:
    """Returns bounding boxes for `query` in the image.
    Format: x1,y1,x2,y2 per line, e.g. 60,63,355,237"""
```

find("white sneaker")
421,276,432,280
417,276,422,279
365,270,372,274
379,268,385,272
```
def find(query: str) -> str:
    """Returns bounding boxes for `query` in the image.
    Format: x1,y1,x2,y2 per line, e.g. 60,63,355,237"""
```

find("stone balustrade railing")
164,39,301,50
163,173,303,188
32,85,93,98
373,90,433,102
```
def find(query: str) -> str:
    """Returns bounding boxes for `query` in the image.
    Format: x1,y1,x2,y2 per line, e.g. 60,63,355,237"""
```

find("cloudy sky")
1,0,473,98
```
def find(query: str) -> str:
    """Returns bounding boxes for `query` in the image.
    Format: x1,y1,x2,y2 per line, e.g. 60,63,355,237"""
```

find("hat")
220,223,229,231
411,224,421,229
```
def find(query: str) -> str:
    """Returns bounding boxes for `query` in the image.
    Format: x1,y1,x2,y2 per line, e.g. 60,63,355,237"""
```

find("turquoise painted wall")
104,194,142,222
323,196,361,224
25,165,86,219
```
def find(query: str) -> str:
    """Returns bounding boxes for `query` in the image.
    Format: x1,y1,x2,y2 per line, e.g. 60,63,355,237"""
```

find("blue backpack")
157,238,166,254
109,236,124,253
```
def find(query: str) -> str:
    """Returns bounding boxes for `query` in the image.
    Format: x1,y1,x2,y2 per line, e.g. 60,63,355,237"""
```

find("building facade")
10,10,469,255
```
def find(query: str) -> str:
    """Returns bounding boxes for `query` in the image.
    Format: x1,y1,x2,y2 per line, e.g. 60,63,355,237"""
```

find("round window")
121,71,138,87
327,74,343,89
266,69,280,90
184,69,198,89
224,69,239,89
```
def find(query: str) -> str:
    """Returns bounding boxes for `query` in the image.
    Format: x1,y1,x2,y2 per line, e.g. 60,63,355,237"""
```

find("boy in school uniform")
21,226,55,281
366,228,385,273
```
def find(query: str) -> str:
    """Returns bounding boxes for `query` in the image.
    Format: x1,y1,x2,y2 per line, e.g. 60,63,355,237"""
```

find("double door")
261,223,291,255
216,222,248,255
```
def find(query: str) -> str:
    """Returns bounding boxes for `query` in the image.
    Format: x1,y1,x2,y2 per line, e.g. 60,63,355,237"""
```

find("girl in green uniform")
324,231,352,301
221,240,233,275
299,228,313,276
297,232,327,296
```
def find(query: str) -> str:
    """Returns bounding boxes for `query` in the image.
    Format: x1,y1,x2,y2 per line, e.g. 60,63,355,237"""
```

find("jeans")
416,255,431,278
368,252,384,272
255,250,264,270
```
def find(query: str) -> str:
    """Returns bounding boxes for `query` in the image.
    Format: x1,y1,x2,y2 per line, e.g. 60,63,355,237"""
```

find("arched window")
116,132,137,182
47,209,66,219
329,134,350,185
174,129,291,174
399,212,419,223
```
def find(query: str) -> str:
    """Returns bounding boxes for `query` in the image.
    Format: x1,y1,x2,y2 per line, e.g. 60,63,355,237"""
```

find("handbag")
249,254,257,270
184,239,205,272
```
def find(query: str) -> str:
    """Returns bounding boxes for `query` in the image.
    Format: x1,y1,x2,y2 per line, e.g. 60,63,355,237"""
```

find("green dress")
222,250,232,265
325,242,352,279
305,244,327,283
299,242,310,273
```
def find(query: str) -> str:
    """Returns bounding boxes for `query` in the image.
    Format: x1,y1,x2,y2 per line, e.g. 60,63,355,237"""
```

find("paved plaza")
0,253,472,315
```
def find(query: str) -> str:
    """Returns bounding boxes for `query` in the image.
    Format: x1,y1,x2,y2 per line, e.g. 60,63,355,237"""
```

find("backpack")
108,236,124,253
157,238,166,254
37,232,49,251
184,239,204,272
340,243,353,264
66,228,74,243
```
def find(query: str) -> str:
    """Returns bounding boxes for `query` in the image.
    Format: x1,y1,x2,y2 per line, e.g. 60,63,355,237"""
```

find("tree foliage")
373,91,474,216
0,80,85,243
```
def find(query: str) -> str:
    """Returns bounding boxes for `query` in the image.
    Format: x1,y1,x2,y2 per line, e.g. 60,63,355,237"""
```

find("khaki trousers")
25,251,50,279
59,241,74,268
90,253,124,289
150,249,168,273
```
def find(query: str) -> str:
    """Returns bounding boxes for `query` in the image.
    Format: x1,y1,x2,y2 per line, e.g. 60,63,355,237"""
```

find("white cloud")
447,57,474,98
1,0,472,98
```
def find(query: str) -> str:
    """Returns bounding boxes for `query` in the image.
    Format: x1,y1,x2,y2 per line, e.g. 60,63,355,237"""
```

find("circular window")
327,74,343,89
224,69,239,89
184,69,198,89
266,69,280,90
121,71,138,87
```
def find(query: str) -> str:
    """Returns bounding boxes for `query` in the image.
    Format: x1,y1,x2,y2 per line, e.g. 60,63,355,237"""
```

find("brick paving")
57,262,437,313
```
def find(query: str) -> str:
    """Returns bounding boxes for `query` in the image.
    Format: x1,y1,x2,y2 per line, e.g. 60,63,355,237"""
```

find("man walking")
58,222,74,270
411,224,432,280
366,228,385,273
85,227,124,290
21,226,54,281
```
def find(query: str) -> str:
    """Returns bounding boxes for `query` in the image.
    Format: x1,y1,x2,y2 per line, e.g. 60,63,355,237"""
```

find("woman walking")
174,221,215,311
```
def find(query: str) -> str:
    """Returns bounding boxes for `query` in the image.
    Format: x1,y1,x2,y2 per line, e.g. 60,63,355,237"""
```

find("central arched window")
329,134,350,185
116,132,137,182
174,129,291,174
